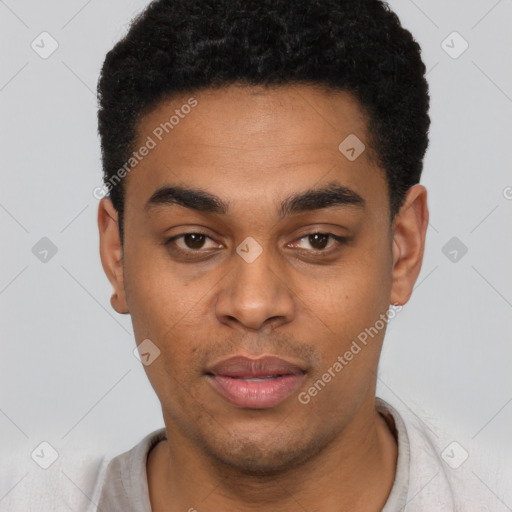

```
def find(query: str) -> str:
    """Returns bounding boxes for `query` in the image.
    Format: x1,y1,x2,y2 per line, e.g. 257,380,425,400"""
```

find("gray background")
1,0,511,508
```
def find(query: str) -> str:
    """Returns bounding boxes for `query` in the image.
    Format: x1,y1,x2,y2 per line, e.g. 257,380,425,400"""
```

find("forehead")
137,84,372,152
125,84,387,215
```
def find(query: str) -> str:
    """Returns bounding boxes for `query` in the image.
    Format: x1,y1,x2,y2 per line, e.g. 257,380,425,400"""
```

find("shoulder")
377,397,504,511
95,427,167,511
0,448,109,512
0,429,167,512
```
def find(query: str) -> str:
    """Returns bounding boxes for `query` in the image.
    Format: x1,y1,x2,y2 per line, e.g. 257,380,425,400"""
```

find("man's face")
102,85,407,472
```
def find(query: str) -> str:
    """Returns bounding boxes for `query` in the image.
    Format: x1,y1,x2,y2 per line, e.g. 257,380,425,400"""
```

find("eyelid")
164,231,348,256
293,232,345,245
287,232,348,254
165,232,222,250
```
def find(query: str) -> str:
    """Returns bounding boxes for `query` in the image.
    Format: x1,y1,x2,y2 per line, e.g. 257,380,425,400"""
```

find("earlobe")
390,185,429,306
98,198,129,314
110,292,127,314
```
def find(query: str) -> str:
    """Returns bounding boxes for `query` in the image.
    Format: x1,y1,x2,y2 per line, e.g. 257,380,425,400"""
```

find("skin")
98,84,428,512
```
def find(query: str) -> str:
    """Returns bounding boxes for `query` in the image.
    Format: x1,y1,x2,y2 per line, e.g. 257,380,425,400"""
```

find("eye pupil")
184,233,205,249
309,233,329,250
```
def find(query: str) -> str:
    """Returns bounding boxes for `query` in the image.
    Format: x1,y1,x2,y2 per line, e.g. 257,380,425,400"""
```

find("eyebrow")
145,181,365,218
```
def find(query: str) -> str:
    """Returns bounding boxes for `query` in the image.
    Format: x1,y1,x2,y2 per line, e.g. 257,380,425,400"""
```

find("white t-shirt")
0,398,501,511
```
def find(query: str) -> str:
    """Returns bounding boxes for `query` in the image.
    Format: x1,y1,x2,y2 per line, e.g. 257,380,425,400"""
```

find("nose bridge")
234,239,277,295
215,237,294,331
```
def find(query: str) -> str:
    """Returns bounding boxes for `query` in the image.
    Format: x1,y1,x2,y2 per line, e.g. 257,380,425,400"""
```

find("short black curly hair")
97,0,430,241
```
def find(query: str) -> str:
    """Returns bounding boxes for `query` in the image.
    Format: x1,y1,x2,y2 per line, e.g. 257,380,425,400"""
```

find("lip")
205,355,306,409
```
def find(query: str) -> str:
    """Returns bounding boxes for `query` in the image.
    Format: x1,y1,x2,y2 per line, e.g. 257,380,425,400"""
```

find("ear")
390,184,429,306
98,198,129,314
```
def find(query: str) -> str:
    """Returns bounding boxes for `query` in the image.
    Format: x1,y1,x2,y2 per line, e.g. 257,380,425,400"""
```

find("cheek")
304,238,393,386
139,322,205,414
142,342,196,388
302,278,390,411
123,246,210,388
122,239,201,339
312,248,392,334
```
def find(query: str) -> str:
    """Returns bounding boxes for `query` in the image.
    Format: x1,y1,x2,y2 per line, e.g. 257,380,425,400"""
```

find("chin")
202,432,324,475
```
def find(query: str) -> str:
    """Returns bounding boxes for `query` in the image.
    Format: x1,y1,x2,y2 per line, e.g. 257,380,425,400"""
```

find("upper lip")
206,355,306,378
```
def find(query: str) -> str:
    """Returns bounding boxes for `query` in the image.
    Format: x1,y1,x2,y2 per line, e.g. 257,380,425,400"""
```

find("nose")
215,243,295,332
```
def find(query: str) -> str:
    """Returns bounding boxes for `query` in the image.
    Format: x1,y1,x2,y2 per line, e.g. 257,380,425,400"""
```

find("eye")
290,233,346,252
165,233,221,254
164,231,348,261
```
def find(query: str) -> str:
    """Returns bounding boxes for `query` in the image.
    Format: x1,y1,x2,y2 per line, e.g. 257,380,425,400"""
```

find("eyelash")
164,232,348,260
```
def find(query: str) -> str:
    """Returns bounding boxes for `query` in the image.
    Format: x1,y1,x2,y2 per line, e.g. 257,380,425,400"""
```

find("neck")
147,398,398,512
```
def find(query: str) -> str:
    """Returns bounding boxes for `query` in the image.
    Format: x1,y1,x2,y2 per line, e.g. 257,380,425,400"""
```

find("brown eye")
292,233,344,252
183,233,207,250
164,232,221,258
308,233,330,250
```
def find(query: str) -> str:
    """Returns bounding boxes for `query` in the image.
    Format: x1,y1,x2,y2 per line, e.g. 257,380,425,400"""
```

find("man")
90,0,488,510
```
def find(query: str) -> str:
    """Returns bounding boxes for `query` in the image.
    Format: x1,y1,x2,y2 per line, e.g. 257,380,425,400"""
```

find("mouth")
205,355,306,409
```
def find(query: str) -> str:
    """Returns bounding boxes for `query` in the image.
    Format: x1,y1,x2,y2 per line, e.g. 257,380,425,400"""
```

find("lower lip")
206,374,305,409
